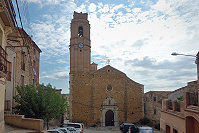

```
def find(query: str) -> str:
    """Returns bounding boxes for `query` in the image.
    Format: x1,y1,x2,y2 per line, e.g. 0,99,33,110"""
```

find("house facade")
69,12,144,127
144,91,171,124
5,28,41,114
161,52,199,133
0,0,16,131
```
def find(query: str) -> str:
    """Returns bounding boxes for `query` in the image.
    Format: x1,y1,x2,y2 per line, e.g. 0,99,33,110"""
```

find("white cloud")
28,0,199,92
88,3,96,12
99,4,110,13
40,71,69,80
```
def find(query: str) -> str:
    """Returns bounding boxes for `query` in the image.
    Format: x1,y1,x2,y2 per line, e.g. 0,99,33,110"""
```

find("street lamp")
171,51,199,105
171,52,198,58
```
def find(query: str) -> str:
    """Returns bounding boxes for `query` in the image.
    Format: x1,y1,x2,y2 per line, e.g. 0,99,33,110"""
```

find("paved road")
5,124,163,133
84,127,162,133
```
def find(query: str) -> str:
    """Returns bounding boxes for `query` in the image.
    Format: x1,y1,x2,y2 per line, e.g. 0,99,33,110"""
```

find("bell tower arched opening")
78,26,83,37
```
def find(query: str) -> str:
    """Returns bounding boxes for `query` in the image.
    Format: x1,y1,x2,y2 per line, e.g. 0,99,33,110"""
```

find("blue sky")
15,0,199,94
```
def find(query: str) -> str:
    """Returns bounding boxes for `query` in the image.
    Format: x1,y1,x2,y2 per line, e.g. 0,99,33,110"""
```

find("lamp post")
171,52,199,105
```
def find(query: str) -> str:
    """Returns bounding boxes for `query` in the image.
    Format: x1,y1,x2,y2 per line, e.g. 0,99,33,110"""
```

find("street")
84,127,162,133
5,124,163,133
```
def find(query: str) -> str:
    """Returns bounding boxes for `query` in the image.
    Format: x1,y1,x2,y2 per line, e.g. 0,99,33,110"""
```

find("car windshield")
59,129,67,133
67,124,81,128
67,127,76,131
139,129,153,133
48,131,59,133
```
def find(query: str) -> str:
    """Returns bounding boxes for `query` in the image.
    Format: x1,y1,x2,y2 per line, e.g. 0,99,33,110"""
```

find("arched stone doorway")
105,110,114,126
101,96,118,127
186,116,199,133
166,125,170,133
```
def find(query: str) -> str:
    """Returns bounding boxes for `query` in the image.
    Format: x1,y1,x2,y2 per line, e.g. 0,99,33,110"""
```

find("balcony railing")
3,0,16,26
188,92,198,106
4,100,11,111
0,45,7,74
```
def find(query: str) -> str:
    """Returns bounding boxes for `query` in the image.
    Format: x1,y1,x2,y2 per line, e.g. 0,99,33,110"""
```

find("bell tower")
70,11,91,73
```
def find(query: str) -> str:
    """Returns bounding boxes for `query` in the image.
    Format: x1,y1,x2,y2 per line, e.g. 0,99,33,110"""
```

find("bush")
139,117,150,125
154,123,160,130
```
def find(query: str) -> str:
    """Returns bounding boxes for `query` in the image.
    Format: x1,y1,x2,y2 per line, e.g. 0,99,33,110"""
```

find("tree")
13,84,67,129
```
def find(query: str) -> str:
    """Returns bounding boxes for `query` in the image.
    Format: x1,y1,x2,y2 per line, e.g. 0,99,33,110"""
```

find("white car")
65,127,79,133
47,129,64,133
56,127,71,133
61,123,84,133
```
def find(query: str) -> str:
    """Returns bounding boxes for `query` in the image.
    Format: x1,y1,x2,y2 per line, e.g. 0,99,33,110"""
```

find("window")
106,85,112,92
21,52,25,70
154,109,156,115
33,79,35,88
144,97,147,102
6,61,11,81
78,26,83,37
34,48,36,55
4,100,11,111
21,75,24,87
173,129,178,133
166,125,170,133
153,97,156,102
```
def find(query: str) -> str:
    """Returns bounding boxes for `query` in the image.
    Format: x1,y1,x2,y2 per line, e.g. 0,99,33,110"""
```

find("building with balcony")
161,81,199,133
0,0,16,132
144,91,171,124
4,28,41,114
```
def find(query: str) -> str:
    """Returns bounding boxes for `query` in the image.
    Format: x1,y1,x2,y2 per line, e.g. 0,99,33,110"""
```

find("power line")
13,0,39,87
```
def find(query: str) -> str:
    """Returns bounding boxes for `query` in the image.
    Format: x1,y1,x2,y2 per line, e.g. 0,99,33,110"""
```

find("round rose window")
106,85,112,92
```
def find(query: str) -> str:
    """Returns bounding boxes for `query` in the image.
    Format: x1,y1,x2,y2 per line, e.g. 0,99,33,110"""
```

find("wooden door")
105,110,114,126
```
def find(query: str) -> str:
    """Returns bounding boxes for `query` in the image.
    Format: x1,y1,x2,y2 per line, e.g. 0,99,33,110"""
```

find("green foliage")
139,117,150,125
177,96,183,102
13,84,67,129
154,123,160,130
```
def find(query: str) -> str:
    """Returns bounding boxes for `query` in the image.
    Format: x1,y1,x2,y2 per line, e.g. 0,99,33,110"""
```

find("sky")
15,0,199,94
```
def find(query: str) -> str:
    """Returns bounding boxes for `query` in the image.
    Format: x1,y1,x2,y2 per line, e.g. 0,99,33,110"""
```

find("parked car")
61,123,84,133
138,127,154,133
56,128,71,133
120,123,139,133
47,129,64,133
64,127,80,133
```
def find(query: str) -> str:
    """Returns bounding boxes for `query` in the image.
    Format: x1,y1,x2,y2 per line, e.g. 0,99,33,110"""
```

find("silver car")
138,127,154,133
47,129,64,133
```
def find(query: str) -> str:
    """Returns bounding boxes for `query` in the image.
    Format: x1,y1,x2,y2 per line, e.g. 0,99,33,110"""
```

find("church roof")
93,65,125,75
92,65,143,86
91,62,97,65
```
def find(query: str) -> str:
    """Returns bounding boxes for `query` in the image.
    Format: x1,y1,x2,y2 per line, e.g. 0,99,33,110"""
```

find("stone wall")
5,114,44,131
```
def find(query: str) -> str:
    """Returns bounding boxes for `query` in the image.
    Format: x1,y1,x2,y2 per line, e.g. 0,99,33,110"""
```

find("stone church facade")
69,12,144,126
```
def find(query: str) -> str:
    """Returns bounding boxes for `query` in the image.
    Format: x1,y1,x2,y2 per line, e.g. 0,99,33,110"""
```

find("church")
69,12,144,127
